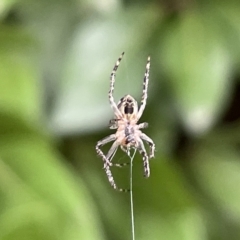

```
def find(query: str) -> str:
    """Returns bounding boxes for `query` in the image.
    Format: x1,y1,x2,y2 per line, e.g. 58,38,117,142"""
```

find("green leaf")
215,4,240,68
0,25,105,240
0,27,40,125
138,210,207,240
0,132,105,240
0,0,17,19
191,143,240,220
161,10,232,135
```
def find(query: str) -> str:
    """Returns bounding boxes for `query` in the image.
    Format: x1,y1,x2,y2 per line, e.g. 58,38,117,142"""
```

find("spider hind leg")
96,137,129,192
137,139,150,178
104,165,129,192
96,134,116,167
140,133,155,158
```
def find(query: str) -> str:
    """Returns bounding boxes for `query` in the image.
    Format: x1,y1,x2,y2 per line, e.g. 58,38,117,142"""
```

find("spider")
96,52,155,192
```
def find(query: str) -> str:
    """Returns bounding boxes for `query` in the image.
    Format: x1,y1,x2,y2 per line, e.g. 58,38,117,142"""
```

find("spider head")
117,95,138,120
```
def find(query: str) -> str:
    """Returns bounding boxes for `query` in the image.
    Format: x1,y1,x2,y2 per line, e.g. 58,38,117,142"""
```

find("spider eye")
124,107,134,114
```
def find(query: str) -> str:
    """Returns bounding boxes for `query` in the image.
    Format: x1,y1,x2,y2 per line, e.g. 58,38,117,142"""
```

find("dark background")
1,0,240,239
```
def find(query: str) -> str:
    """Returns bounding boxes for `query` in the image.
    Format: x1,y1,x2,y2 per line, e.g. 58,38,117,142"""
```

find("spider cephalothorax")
117,95,138,120
96,52,155,192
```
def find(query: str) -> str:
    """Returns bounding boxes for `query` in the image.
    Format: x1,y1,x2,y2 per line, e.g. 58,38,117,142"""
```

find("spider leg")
109,52,125,119
113,162,130,167
104,165,129,192
109,119,118,129
137,56,150,120
106,140,119,163
121,145,128,154
106,143,126,167
138,122,148,129
97,139,129,192
111,145,130,167
96,134,116,167
137,138,150,178
107,145,130,168
140,133,155,159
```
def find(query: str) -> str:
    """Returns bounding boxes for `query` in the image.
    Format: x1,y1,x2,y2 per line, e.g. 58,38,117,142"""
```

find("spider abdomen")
124,125,136,146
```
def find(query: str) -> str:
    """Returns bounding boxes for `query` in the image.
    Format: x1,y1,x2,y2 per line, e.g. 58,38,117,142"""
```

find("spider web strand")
127,148,137,240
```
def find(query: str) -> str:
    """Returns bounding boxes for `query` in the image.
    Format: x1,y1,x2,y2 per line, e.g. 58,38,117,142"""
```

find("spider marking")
96,52,155,192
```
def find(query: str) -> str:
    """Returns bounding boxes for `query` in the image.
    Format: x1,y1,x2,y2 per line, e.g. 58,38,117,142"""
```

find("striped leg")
137,56,150,120
140,133,155,158
113,162,130,167
109,52,125,118
106,140,119,164
137,138,150,178
112,145,130,167
105,141,129,167
96,137,129,192
106,143,129,192
96,134,116,167
104,165,129,192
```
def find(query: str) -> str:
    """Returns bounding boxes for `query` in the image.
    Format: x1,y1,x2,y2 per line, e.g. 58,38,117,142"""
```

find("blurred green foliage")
1,0,240,239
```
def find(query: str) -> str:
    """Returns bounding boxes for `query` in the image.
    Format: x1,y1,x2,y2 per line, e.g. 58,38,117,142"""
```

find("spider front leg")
109,52,125,119
137,56,150,120
137,138,150,178
140,133,155,158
